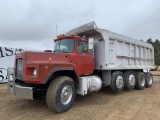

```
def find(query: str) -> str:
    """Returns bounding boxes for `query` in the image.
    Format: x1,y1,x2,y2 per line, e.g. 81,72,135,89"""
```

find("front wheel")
46,76,76,113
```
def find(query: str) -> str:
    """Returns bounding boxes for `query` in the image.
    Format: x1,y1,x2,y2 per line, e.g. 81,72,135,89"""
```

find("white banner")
0,47,24,83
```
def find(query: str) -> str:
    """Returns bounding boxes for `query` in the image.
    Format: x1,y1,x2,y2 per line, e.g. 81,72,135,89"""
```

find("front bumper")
8,67,34,100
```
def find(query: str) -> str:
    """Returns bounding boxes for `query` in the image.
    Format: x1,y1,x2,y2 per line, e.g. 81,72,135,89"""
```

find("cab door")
76,40,94,75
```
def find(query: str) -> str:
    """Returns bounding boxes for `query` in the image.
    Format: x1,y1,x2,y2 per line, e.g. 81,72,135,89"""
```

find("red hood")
15,51,73,84
16,51,70,63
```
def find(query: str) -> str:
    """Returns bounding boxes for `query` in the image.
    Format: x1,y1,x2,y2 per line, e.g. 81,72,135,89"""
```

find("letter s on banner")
0,69,4,81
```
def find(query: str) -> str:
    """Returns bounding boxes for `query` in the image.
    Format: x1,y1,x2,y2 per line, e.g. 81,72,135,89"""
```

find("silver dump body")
66,22,154,70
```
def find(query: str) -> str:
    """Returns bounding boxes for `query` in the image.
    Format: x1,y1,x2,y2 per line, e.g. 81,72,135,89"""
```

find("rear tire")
145,72,153,88
110,71,125,93
46,76,76,113
124,71,136,90
136,72,146,90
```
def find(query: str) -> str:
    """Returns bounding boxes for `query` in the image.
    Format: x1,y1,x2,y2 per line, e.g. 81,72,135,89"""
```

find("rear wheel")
145,72,153,88
136,72,146,90
124,71,136,90
46,76,76,113
110,71,125,93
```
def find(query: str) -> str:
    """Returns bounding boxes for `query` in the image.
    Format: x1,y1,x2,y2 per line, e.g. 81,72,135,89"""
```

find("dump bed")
66,22,154,70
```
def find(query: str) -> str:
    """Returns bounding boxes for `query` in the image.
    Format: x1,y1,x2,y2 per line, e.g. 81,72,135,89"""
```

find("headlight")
33,69,37,76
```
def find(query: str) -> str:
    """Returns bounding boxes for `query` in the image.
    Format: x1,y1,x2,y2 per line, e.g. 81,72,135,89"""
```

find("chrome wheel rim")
116,75,124,88
141,75,145,87
129,74,135,86
61,85,73,105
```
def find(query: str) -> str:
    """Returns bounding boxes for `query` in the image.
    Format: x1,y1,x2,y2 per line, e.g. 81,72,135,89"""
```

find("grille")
16,58,23,79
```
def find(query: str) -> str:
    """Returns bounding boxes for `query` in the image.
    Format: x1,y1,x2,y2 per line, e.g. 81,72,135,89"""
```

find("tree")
146,38,160,54
146,38,153,45
153,39,160,54
146,38,160,65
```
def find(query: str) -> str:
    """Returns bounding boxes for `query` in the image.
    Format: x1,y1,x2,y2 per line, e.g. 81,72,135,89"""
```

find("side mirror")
88,38,94,51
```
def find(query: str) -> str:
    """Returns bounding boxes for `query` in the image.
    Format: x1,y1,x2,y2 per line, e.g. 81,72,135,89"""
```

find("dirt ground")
0,71,160,120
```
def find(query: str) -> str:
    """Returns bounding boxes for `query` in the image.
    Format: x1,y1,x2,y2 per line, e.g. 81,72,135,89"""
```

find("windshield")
53,38,74,52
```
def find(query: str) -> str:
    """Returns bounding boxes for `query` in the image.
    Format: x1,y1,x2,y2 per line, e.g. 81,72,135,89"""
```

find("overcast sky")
0,0,160,50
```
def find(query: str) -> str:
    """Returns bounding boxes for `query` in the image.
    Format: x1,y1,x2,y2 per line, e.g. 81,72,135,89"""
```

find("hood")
16,51,70,64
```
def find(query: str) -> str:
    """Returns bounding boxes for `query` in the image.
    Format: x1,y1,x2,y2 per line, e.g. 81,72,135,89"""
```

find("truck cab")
53,35,94,75
8,34,95,113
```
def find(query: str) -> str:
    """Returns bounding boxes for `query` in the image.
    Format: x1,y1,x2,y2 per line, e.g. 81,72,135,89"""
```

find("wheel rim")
116,75,124,88
61,85,73,105
149,76,153,85
129,74,135,86
141,75,145,87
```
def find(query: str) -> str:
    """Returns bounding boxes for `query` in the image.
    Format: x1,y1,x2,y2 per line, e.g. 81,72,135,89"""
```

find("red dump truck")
8,22,154,113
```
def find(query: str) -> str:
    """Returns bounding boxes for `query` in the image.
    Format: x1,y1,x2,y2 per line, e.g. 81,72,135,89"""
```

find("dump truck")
8,22,154,113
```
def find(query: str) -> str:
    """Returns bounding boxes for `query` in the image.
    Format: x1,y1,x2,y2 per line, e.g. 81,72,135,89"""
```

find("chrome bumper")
8,67,34,100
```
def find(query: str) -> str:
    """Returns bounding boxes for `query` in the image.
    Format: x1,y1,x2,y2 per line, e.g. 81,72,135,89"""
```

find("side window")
78,40,88,53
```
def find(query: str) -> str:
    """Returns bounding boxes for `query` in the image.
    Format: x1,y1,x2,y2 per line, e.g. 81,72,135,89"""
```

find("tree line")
146,38,160,65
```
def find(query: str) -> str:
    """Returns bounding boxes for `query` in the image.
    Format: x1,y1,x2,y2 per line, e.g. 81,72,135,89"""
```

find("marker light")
71,33,75,36
48,58,52,63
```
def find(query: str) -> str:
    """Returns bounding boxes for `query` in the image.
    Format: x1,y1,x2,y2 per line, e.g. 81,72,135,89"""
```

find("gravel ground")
0,71,160,120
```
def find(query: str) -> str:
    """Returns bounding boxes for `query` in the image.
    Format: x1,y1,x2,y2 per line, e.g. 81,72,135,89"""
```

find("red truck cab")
53,35,94,76
8,34,94,113
15,35,94,84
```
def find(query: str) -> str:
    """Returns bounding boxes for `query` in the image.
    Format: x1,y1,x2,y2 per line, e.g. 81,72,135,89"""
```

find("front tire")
46,76,76,113
110,71,125,93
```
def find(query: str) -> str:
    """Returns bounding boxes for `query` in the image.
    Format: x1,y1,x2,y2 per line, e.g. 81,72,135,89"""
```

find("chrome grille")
16,58,23,78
